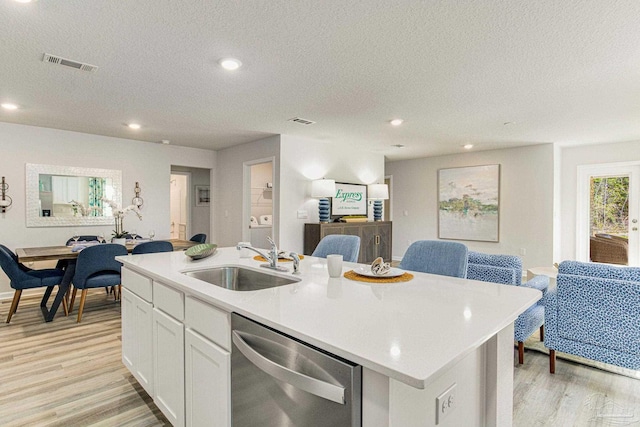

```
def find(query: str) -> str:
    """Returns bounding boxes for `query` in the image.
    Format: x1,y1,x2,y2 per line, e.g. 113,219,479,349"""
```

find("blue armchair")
0,244,66,323
544,260,640,373
70,244,128,323
399,240,468,278
467,251,548,364
312,235,361,263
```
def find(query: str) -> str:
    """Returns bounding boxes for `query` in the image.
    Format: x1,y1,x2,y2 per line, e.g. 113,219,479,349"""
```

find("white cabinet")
153,307,185,427
185,328,231,427
121,288,154,395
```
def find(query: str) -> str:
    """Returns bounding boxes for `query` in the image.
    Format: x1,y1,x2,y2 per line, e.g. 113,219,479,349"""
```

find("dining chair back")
190,233,207,243
71,243,128,323
312,235,361,263
399,240,468,278
132,241,174,254
0,244,66,323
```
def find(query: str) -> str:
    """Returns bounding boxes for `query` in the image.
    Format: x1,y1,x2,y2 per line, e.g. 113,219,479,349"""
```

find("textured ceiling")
1,0,639,160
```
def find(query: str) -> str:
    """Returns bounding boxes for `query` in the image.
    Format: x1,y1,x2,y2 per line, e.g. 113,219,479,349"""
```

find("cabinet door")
360,224,378,263
153,308,185,427
377,223,392,262
122,288,154,396
185,329,230,427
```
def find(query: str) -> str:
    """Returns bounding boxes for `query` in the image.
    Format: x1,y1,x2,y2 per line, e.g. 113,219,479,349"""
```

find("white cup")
238,242,252,258
327,254,343,278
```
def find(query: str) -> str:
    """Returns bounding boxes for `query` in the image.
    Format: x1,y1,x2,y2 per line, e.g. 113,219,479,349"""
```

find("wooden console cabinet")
304,221,392,263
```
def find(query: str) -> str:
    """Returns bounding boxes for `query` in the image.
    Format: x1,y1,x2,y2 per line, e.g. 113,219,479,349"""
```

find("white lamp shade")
368,183,389,200
311,179,336,198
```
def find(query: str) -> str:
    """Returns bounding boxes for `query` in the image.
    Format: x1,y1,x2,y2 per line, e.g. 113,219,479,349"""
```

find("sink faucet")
237,237,288,272
289,252,301,274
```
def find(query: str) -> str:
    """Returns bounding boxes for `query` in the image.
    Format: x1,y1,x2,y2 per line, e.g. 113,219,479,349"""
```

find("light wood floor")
0,291,169,427
1,291,639,426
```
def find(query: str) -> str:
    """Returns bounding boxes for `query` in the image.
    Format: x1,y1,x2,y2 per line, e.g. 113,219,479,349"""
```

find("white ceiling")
1,1,639,161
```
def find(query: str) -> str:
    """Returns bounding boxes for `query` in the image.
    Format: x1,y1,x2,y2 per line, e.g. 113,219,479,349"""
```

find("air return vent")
42,53,99,72
288,117,316,125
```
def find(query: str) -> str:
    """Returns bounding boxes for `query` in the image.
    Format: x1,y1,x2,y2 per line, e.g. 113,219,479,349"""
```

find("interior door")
577,164,639,266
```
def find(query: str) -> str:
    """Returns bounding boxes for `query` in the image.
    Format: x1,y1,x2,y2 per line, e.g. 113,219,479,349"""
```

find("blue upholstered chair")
466,251,549,364
399,240,468,278
190,233,207,243
312,235,361,263
544,260,640,373
132,241,174,254
0,244,66,323
70,244,128,323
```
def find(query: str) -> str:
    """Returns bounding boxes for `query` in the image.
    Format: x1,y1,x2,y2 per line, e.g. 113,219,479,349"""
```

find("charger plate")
344,270,414,283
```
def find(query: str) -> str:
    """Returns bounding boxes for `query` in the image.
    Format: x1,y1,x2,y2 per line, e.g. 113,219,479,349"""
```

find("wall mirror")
26,163,122,227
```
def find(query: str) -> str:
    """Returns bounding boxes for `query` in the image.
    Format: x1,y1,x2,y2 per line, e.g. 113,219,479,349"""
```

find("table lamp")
311,178,335,223
368,183,388,221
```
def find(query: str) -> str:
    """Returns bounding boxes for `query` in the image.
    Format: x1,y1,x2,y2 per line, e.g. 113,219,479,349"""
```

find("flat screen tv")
331,182,367,218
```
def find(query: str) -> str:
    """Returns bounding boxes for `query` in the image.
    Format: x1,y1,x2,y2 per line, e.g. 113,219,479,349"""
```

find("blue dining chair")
0,244,67,323
132,241,174,254
70,243,128,323
57,235,101,270
312,235,361,263
190,233,207,243
399,240,469,278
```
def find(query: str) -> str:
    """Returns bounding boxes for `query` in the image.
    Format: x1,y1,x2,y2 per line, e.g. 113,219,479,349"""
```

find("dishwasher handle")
232,330,346,404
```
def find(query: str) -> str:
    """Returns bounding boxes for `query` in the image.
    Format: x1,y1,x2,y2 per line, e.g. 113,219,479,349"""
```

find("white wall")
0,122,215,295
559,140,640,261
214,136,280,247
279,135,385,253
385,144,554,269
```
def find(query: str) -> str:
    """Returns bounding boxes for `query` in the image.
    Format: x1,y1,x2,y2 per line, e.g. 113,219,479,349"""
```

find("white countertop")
118,247,541,389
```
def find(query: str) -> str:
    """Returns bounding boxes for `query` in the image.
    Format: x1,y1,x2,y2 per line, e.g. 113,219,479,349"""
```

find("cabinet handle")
375,235,380,245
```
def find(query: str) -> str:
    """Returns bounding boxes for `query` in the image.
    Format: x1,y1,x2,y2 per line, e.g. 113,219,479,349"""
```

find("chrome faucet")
236,237,288,272
289,252,301,274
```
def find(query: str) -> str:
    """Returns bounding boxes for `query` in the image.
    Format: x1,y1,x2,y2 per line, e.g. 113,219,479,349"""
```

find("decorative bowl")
185,243,218,260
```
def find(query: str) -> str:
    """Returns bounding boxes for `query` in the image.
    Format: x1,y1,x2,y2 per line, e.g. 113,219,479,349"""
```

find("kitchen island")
118,247,540,427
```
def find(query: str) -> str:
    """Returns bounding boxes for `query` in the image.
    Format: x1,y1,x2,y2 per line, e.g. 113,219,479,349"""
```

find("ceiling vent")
288,117,316,125
42,53,98,72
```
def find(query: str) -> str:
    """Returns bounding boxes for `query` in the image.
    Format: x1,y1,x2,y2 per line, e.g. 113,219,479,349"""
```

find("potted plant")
102,198,142,245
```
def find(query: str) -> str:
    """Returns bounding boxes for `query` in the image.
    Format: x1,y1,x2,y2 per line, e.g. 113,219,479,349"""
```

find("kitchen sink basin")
183,266,300,291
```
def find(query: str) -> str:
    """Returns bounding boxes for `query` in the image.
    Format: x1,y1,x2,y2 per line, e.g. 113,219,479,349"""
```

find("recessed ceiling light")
160,139,170,145
128,123,141,130
14,0,35,3
219,58,242,71
1,103,19,110
463,144,474,150
390,119,404,126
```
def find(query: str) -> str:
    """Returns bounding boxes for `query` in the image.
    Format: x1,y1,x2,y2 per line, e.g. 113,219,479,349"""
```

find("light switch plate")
297,210,308,219
435,383,456,425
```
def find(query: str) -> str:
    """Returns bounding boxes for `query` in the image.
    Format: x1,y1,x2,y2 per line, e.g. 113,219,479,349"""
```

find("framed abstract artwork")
438,164,500,242
195,185,210,207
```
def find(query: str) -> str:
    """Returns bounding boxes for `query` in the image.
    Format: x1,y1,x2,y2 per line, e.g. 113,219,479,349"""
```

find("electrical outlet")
519,248,526,256
435,383,456,425
297,210,308,219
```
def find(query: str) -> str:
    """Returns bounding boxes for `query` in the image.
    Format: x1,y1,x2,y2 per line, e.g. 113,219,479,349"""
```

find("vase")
112,238,126,246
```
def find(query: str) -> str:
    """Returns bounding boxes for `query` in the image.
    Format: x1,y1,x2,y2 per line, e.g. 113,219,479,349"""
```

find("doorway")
170,173,190,240
243,158,275,249
577,163,639,266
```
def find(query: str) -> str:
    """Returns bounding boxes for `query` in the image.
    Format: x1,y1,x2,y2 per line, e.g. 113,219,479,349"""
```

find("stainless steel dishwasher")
231,313,362,427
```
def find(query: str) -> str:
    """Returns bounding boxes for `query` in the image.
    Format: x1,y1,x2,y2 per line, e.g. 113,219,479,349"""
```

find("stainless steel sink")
183,266,300,291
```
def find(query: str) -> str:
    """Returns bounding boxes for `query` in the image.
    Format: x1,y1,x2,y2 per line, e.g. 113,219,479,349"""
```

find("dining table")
15,239,199,322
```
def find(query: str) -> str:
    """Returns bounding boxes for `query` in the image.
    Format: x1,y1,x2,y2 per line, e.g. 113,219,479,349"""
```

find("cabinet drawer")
122,267,152,302
185,297,230,351
154,281,184,321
